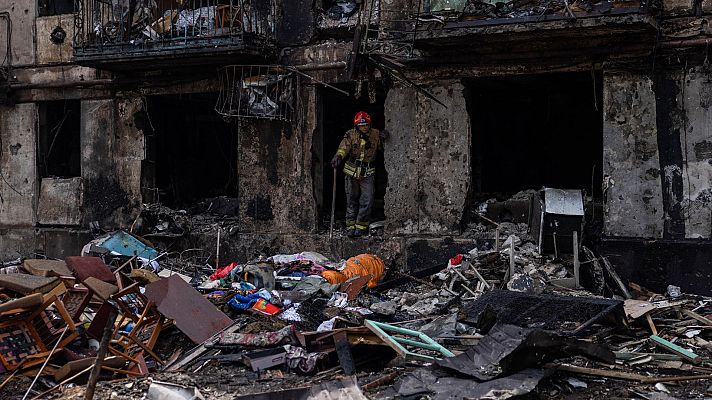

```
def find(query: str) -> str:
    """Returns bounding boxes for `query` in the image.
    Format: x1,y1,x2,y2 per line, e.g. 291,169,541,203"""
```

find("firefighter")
331,111,388,237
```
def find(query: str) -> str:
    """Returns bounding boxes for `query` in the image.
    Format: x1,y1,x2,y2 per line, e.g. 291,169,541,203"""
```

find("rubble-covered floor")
3,190,712,400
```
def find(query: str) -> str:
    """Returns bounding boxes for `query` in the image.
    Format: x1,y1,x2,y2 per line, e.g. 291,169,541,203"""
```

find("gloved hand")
331,155,342,168
380,129,390,141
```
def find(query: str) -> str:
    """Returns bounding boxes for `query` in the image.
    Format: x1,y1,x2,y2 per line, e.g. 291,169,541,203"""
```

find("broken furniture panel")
59,286,92,322
530,188,584,255
0,273,61,295
464,289,623,335
144,275,233,344
23,259,73,277
65,256,117,284
364,320,455,361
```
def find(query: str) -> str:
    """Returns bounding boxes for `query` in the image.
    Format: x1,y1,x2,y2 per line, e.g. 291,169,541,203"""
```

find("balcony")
365,0,657,63
73,0,278,70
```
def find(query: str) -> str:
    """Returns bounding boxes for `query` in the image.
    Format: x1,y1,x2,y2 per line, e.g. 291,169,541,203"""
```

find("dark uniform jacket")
335,128,382,178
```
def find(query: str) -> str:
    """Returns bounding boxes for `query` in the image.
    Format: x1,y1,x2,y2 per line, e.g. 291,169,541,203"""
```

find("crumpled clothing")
230,281,256,291
270,252,330,266
211,262,239,281
175,6,216,33
284,344,327,373
218,325,294,347
327,292,349,308
279,304,302,322
293,276,339,297
226,289,271,311
317,317,338,332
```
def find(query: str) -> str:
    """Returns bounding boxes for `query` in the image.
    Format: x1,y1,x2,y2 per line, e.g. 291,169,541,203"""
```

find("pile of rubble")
2,192,712,400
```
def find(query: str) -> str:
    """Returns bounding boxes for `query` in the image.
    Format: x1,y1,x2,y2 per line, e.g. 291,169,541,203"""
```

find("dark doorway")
145,93,237,208
315,84,387,229
467,72,603,201
38,100,81,178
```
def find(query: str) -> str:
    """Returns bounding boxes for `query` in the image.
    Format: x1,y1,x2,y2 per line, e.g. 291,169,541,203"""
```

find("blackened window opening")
317,83,387,228
38,0,74,16
467,72,603,206
146,93,238,208
38,100,81,178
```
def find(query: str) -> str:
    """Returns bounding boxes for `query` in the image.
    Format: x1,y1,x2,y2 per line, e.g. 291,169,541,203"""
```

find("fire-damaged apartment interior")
3,0,712,398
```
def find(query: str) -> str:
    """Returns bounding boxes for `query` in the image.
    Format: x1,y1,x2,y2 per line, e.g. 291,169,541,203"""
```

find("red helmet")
354,111,371,126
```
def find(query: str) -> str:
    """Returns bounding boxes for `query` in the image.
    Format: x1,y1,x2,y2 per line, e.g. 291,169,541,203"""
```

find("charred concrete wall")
0,0,36,66
384,81,470,235
604,69,712,240
237,86,318,234
0,103,37,226
603,72,665,238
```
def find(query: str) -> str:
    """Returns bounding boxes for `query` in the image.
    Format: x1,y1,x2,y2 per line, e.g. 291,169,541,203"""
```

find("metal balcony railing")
73,0,276,56
359,0,650,59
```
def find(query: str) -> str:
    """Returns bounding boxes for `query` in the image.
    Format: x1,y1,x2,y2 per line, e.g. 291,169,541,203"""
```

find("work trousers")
345,175,374,232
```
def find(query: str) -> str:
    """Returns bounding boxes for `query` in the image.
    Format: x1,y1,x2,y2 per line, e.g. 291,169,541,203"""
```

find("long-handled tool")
329,167,337,240
328,168,341,261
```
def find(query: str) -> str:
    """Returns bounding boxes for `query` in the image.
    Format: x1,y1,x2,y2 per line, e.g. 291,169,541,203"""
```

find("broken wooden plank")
646,314,658,336
334,330,355,375
650,335,700,364
164,321,244,371
614,352,682,362
601,256,631,299
546,363,712,383
545,363,654,382
682,309,712,327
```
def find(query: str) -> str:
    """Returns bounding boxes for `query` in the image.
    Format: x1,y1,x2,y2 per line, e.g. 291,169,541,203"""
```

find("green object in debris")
649,335,700,363
364,320,455,361
430,0,467,12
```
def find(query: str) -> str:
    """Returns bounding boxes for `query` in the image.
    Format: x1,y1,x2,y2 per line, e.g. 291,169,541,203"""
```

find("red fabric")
353,111,372,126
450,254,463,266
211,262,238,281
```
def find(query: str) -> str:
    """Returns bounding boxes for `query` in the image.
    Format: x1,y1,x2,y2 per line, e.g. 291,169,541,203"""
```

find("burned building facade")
1,0,712,292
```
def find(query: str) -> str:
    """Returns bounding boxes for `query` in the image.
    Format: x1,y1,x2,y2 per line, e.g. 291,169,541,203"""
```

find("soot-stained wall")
384,81,470,235
604,69,712,240
237,87,318,233
603,72,664,238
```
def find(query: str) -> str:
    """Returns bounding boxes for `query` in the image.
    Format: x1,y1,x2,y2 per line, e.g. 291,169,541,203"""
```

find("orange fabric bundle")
322,270,348,285
323,254,385,288
342,254,385,288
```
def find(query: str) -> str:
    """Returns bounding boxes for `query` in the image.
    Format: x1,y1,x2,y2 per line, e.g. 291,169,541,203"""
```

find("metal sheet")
95,230,159,260
144,275,233,344
464,289,623,335
543,188,584,216
436,323,614,380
